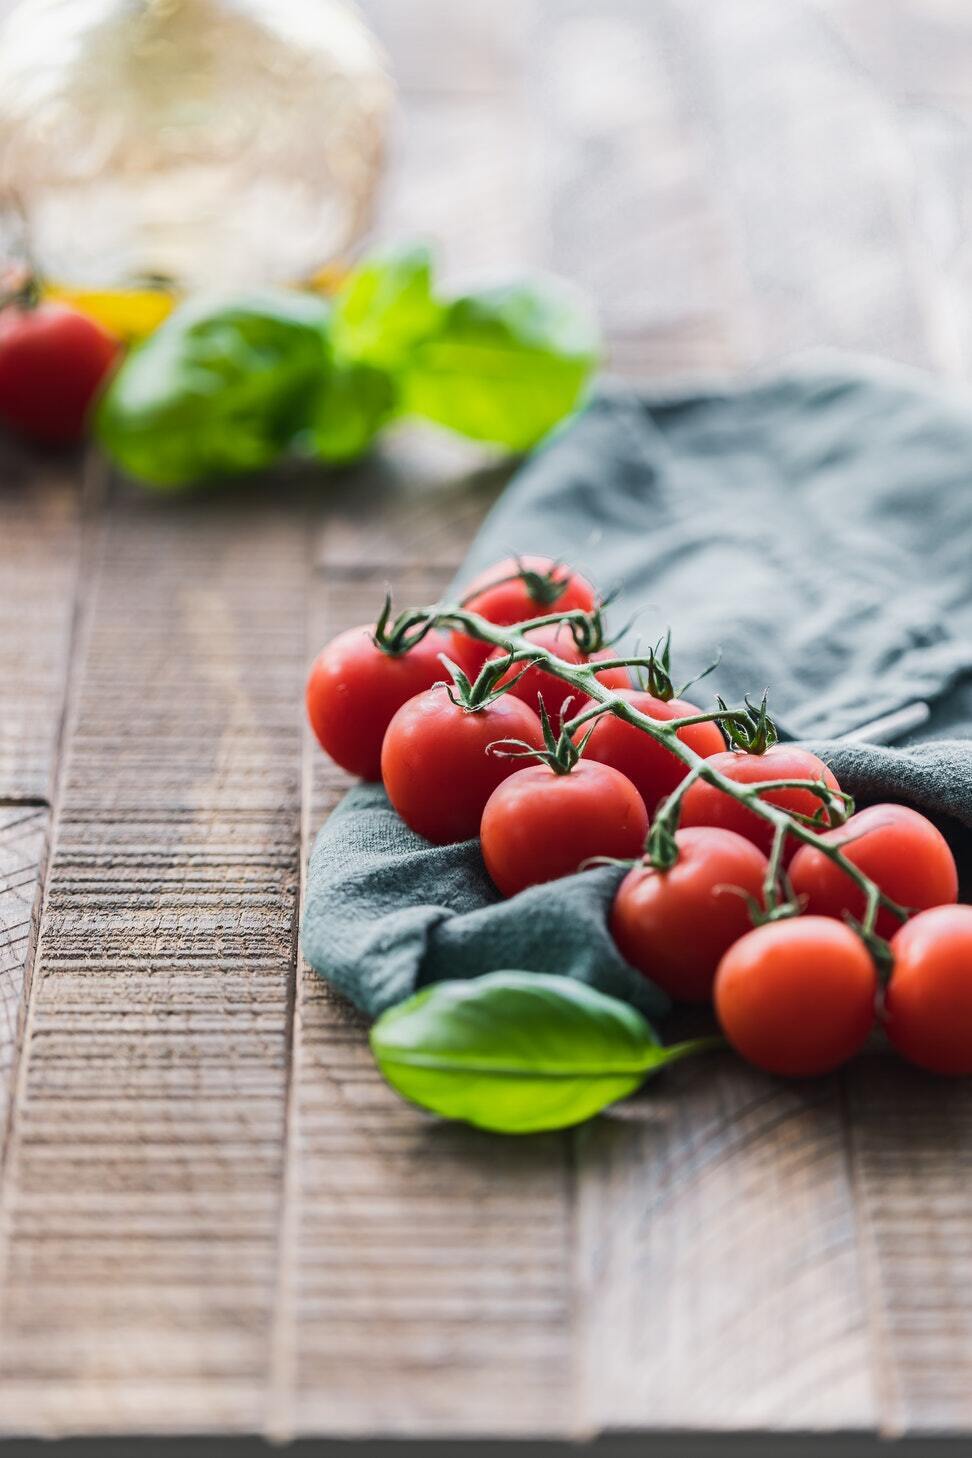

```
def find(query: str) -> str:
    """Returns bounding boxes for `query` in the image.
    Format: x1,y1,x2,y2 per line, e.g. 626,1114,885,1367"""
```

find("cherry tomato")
580,689,725,815
611,828,768,1002
715,917,876,1076
884,906,972,1075
679,745,841,863
450,555,597,676
381,685,545,844
306,625,452,781
789,804,957,941
489,622,630,724
480,760,649,897
0,301,120,445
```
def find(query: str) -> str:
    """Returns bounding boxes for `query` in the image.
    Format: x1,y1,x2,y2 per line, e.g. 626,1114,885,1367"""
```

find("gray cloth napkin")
304,784,668,1019
302,362,972,1017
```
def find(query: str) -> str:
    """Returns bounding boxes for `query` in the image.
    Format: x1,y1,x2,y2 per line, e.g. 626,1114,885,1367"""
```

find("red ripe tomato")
610,828,768,1002
679,745,841,863
450,555,597,676
480,760,648,897
885,906,972,1075
715,917,877,1076
381,685,545,844
789,804,958,941
306,625,452,781
581,689,725,815
0,301,120,445
489,623,630,724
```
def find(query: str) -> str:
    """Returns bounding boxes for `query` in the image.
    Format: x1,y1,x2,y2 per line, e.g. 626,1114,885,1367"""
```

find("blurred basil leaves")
95,245,600,488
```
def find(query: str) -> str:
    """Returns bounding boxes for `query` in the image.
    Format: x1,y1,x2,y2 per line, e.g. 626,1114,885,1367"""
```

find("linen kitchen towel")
302,359,972,1016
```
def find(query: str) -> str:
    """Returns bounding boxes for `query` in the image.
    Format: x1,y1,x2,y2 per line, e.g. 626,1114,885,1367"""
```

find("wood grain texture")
275,7,575,1438
2,0,972,1444
659,0,944,371
0,808,48,1142
644,3,972,1440
0,486,309,1434
312,447,511,577
0,447,80,801
575,1059,876,1437
528,0,755,378
846,1059,972,1437
813,0,972,379
0,445,82,1164
281,568,572,1440
532,0,877,1440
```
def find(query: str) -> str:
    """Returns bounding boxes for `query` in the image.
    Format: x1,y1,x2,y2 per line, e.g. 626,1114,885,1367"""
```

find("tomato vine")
383,592,909,951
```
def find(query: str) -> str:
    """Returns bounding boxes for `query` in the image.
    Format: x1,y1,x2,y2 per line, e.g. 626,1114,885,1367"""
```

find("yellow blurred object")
0,0,391,297
307,261,353,297
43,284,177,342
44,261,349,343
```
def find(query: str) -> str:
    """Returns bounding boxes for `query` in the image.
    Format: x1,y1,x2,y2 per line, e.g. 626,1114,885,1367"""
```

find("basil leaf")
95,291,331,488
371,971,680,1134
400,279,600,451
95,250,603,485
310,357,397,463
332,244,443,371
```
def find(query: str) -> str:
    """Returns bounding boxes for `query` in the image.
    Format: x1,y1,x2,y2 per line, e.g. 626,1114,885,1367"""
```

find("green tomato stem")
861,881,882,939
423,601,909,940
645,763,707,869
576,654,671,674
560,699,620,735
648,1034,727,1070
763,821,789,916
661,708,738,732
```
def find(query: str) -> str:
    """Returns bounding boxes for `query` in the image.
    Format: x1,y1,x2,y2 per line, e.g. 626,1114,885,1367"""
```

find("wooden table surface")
3,1,972,1449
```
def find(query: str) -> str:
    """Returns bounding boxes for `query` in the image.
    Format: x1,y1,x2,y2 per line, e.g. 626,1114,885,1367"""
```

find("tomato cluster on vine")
306,554,972,1081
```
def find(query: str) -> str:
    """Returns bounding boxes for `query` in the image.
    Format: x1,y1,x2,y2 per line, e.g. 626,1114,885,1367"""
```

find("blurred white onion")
0,0,391,291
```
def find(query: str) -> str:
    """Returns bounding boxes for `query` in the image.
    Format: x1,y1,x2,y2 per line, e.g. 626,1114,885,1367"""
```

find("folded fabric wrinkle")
303,363,972,1016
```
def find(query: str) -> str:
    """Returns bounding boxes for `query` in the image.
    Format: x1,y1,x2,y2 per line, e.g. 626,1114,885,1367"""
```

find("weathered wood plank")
1,0,971,1442
526,0,885,1440
274,3,578,1441
282,0,972,1444
576,1060,876,1436
812,0,972,110
651,2,972,1437
0,446,83,1164
313,444,511,577
822,13,972,1408
813,0,972,382
0,446,81,803
846,1058,972,1436
282,556,574,1439
660,0,943,370
362,0,540,286
0,485,309,1435
0,808,48,1142
360,0,531,99
528,0,755,378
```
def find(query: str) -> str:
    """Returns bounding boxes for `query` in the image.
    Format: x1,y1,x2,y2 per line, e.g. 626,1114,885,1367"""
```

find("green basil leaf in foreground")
331,244,444,372
95,291,331,488
400,279,600,451
370,971,715,1134
310,357,397,463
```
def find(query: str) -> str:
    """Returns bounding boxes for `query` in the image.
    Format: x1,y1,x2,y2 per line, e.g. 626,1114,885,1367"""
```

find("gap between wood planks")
265,501,315,1443
0,450,105,1181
